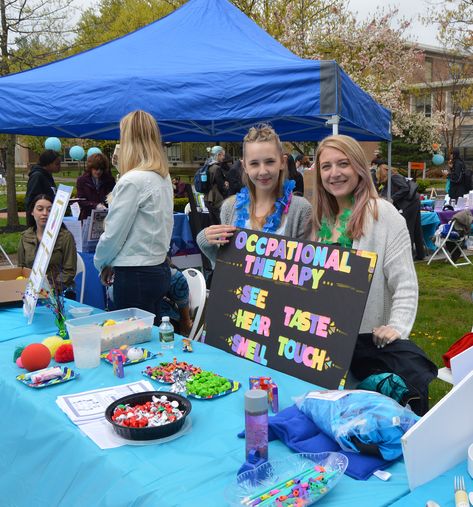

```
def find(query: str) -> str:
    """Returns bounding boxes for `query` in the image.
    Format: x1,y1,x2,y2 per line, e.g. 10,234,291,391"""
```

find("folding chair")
427,220,473,267
182,268,207,341
75,253,86,303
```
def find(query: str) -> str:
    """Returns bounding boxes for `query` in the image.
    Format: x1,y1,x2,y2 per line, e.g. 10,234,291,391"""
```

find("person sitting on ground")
76,153,116,220
18,194,77,297
197,124,312,267
25,150,61,215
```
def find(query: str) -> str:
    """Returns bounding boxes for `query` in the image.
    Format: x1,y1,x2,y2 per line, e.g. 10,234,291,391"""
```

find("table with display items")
0,302,414,507
76,212,198,310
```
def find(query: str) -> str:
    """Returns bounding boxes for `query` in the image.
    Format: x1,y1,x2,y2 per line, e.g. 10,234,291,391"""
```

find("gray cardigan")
352,198,418,340
197,194,312,265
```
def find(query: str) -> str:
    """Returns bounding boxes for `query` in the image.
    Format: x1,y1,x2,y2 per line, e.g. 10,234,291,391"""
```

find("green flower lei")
318,207,353,248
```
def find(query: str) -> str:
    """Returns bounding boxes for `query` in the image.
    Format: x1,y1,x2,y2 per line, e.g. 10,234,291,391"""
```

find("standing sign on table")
204,228,377,389
23,184,73,323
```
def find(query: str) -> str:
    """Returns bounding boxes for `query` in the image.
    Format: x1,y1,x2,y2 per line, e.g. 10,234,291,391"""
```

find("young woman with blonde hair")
94,110,173,319
311,134,418,347
197,124,312,265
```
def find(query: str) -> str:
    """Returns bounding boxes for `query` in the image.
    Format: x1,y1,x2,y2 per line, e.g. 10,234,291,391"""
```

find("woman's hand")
100,266,114,287
204,224,237,245
372,326,401,348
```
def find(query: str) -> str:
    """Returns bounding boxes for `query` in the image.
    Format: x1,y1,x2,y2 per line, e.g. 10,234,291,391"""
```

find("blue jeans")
113,263,171,324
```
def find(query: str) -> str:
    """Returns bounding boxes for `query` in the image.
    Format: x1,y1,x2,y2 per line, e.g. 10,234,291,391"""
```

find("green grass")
412,260,473,407
0,217,27,254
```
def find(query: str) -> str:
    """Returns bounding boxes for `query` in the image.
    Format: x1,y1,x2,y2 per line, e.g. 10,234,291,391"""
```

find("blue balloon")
432,154,445,166
44,137,61,152
70,145,85,161
87,147,102,157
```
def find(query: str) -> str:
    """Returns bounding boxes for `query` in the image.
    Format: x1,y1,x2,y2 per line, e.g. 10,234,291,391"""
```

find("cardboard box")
0,267,32,303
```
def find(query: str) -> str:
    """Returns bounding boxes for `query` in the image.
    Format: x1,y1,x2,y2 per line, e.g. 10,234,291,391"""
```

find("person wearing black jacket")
376,161,425,260
25,150,61,213
286,153,304,196
449,148,469,200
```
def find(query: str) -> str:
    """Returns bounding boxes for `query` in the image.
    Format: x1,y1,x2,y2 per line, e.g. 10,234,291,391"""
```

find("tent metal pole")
387,141,392,200
325,115,339,136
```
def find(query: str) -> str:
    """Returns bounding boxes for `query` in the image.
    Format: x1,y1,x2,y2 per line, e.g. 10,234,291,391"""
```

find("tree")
429,0,473,54
0,0,75,228
74,0,184,52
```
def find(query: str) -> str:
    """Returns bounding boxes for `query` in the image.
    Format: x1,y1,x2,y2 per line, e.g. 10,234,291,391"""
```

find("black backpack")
193,161,212,193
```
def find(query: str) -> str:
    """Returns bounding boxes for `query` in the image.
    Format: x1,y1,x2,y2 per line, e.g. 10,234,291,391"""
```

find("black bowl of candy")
105,391,192,441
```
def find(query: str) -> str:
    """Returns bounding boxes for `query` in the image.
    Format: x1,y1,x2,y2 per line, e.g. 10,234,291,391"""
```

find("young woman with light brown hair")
311,134,418,346
197,124,312,265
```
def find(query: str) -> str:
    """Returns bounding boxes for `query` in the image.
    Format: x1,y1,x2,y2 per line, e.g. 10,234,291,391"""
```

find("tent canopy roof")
0,0,391,141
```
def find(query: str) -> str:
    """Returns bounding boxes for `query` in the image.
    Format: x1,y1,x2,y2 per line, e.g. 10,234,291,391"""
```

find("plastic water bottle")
159,316,174,350
244,389,268,460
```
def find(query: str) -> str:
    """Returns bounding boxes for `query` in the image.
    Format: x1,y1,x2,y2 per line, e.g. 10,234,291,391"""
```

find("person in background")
449,148,468,201
197,124,312,267
311,135,418,346
227,159,243,196
203,145,226,224
161,259,194,336
286,153,304,196
94,110,174,321
25,150,61,214
76,153,116,220
376,161,425,260
172,176,187,198
295,154,305,174
18,194,77,297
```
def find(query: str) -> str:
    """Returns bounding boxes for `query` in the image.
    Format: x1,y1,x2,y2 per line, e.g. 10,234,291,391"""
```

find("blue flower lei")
234,179,296,233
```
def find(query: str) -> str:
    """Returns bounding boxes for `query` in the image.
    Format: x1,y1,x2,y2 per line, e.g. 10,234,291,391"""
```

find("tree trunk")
6,134,19,228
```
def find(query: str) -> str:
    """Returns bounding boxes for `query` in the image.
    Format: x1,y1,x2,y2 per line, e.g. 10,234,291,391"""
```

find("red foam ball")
20,343,51,372
55,343,74,363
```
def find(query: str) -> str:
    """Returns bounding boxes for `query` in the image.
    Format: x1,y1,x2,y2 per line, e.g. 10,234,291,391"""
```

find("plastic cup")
66,323,101,369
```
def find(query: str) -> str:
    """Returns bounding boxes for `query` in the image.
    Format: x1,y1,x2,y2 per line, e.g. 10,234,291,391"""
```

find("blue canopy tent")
0,0,391,143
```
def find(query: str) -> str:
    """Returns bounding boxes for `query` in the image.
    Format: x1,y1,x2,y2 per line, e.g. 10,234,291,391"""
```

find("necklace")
234,179,295,233
318,207,353,248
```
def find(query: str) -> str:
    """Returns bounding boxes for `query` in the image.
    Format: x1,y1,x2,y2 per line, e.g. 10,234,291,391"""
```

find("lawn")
412,260,473,407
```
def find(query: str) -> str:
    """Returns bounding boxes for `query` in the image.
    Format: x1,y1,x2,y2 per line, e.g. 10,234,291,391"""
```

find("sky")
348,0,439,46
73,0,441,48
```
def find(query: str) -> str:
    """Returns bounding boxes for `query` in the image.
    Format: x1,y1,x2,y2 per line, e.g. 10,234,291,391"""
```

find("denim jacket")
94,169,173,271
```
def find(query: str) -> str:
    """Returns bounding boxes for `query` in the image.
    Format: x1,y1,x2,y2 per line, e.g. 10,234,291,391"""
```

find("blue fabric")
298,392,419,461
421,211,441,251
238,404,395,480
0,0,391,142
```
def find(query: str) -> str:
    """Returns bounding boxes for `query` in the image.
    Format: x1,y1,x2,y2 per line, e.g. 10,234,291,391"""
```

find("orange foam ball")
20,343,51,372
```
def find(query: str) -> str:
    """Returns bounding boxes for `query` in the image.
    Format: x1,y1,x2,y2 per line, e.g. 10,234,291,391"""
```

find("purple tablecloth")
437,207,473,224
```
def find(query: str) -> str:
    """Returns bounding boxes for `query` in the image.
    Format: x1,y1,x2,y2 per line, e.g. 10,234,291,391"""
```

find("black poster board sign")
203,229,377,389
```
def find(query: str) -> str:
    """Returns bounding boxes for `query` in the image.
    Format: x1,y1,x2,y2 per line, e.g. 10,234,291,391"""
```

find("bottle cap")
245,389,267,413
162,316,170,323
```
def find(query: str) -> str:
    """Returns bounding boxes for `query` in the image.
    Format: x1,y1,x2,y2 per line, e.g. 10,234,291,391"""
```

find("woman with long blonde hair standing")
94,110,173,319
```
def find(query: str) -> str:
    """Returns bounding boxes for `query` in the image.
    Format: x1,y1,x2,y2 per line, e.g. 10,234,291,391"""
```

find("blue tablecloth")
391,461,472,506
76,214,197,310
421,211,441,251
0,303,411,507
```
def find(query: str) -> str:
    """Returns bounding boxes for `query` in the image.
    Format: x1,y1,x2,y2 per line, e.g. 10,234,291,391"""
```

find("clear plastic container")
66,308,155,352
